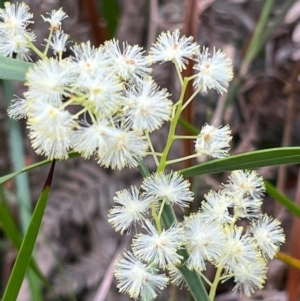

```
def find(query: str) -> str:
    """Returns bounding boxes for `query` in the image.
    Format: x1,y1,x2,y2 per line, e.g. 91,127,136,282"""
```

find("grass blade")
1,161,56,301
3,79,42,299
0,199,52,286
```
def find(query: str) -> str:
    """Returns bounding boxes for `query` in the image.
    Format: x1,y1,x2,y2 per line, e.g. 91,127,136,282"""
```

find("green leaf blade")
0,202,23,248
180,147,300,177
0,152,80,185
0,56,31,82
265,181,300,218
1,161,55,301
0,200,52,287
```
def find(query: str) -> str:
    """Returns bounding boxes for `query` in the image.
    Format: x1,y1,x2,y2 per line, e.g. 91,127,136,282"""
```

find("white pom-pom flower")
132,221,184,268
250,214,285,260
108,186,151,234
184,213,226,272
124,78,172,133
141,171,194,210
217,226,259,272
114,251,168,300
195,124,232,158
223,170,265,200
96,127,149,170
27,103,77,159
193,47,233,94
25,58,74,106
104,39,151,82
42,8,68,31
232,259,267,297
200,190,233,225
150,29,199,71
0,2,33,35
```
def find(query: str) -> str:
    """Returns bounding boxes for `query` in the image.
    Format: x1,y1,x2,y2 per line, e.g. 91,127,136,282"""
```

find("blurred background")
0,0,300,300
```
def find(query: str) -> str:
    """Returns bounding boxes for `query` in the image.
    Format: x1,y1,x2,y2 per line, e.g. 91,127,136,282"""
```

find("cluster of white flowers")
2,3,285,301
3,3,234,169
110,170,285,299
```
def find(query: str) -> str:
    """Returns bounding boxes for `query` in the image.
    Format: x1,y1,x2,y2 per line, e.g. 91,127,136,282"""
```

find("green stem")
146,132,159,166
151,203,161,233
166,154,198,166
198,272,212,286
175,63,183,85
146,152,163,157
157,198,166,221
72,107,88,119
173,135,198,139
208,265,223,301
157,78,189,172
26,39,47,60
181,85,201,111
43,28,54,56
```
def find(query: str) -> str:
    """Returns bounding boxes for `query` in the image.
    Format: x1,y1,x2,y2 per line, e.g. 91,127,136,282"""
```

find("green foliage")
265,181,300,218
100,0,119,37
0,0,5,9
0,198,52,287
2,79,42,300
1,162,55,301
0,151,79,185
180,147,300,177
0,56,31,82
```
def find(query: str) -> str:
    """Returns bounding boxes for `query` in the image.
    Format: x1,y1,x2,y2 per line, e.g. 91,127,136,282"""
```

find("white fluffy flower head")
71,42,109,82
232,259,267,297
132,221,184,268
195,124,232,158
250,214,285,260
27,103,77,159
50,30,69,55
124,78,172,133
201,190,233,225
25,58,74,106
7,96,28,119
184,213,226,272
97,127,149,170
83,75,123,117
0,2,33,35
224,170,265,200
73,119,111,159
142,171,194,210
108,186,151,234
0,31,34,61
150,29,199,71
193,47,233,94
217,226,259,272
104,39,151,81
114,251,168,300
42,8,68,31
